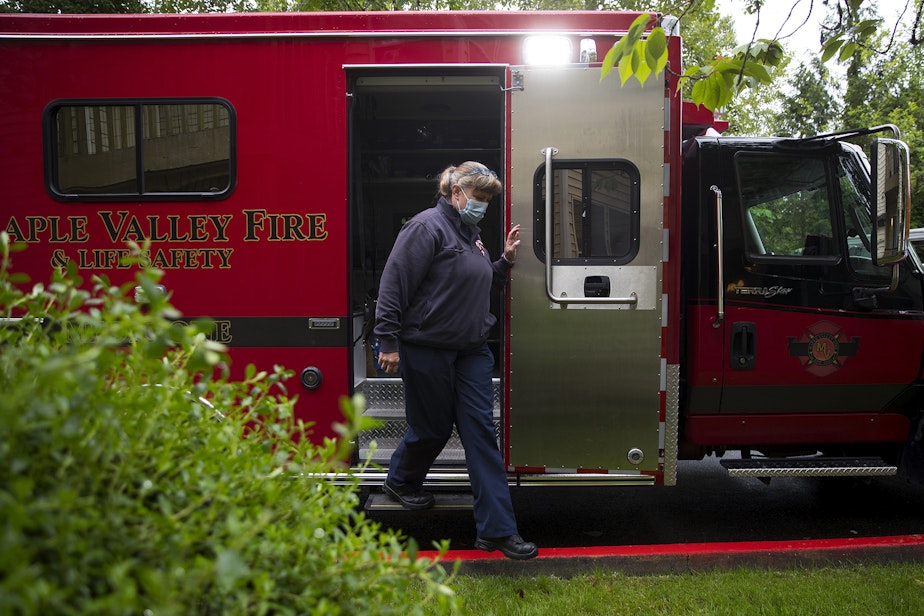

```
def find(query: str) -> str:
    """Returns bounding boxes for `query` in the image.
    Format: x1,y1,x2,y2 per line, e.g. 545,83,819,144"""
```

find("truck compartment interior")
348,70,506,465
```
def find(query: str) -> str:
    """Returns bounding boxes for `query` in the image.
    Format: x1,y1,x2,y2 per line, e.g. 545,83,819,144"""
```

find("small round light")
627,448,645,465
300,366,323,390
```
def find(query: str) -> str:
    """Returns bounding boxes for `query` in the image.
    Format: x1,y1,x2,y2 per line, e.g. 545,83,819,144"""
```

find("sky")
716,0,914,60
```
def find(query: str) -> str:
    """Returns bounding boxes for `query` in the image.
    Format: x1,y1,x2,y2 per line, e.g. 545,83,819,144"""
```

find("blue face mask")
459,190,489,225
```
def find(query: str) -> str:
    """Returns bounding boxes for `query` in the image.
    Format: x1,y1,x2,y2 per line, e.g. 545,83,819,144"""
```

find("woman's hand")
504,224,521,263
378,351,400,375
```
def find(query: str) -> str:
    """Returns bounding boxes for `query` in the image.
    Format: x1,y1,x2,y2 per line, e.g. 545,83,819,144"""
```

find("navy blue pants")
387,341,518,539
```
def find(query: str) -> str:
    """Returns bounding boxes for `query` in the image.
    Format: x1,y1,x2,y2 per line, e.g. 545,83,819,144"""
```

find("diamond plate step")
355,377,501,466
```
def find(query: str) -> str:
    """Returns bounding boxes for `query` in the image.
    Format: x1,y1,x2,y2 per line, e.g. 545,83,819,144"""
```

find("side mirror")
870,138,912,265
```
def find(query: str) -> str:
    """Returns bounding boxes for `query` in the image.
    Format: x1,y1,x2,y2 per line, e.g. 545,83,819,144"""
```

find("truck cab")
679,131,923,476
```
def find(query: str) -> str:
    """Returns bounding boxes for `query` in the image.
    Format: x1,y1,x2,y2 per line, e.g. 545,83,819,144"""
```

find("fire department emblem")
787,320,860,377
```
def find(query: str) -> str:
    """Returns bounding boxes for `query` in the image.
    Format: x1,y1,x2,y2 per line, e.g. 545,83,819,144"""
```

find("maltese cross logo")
787,320,860,377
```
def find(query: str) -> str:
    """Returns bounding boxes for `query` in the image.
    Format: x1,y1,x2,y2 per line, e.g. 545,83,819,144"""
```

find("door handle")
711,185,725,328
731,321,756,370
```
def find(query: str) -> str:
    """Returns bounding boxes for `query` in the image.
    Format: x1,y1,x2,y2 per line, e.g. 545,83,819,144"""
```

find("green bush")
0,234,456,615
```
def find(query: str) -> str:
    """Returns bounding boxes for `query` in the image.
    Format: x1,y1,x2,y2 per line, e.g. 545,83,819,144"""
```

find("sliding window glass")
533,160,640,264
45,99,235,200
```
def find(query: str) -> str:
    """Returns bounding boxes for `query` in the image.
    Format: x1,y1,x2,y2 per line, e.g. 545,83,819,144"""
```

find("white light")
523,35,573,66
579,38,597,63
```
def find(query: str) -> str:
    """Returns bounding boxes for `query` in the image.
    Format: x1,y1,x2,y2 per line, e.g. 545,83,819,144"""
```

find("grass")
412,563,924,615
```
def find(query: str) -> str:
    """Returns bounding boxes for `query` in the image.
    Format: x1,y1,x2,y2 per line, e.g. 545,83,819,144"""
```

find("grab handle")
711,185,725,328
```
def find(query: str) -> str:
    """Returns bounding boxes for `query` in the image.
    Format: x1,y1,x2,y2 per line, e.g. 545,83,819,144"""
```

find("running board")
365,492,474,511
327,469,655,487
720,456,897,478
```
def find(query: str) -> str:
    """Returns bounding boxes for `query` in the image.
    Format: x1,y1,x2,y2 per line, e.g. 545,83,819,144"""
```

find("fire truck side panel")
1,36,359,438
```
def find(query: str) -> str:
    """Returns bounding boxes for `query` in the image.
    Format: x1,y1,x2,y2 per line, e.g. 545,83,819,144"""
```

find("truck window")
737,154,835,258
837,153,891,281
45,99,235,200
533,161,640,264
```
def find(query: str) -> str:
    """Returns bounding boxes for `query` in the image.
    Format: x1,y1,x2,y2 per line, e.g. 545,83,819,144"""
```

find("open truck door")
507,64,668,482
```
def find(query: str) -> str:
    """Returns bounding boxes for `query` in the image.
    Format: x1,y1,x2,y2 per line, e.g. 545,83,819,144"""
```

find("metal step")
355,377,501,466
359,440,467,465
720,456,897,478
365,491,474,511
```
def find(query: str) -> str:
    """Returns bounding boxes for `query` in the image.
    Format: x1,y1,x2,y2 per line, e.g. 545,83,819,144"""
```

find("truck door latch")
731,321,756,370
584,275,610,298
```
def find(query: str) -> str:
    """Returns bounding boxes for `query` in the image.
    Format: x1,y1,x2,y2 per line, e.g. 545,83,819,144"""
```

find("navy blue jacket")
374,197,511,354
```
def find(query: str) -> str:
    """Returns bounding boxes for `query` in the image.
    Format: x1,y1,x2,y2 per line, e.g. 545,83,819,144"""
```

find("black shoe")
474,534,539,560
382,481,435,510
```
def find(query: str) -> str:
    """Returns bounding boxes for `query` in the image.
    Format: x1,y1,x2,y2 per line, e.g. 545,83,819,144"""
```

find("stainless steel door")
507,65,665,474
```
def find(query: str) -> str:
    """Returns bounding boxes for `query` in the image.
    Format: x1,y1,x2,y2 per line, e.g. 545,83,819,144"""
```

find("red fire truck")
1,11,920,493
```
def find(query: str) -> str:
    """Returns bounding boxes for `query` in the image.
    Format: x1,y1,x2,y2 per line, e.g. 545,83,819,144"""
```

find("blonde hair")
438,161,502,198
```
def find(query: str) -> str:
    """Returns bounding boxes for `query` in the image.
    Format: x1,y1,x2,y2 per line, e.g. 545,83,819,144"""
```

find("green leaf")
645,27,668,77
626,13,652,46
839,42,859,62
600,37,626,81
690,77,707,107
633,43,652,86
738,61,772,84
702,75,721,111
822,37,844,63
618,52,634,85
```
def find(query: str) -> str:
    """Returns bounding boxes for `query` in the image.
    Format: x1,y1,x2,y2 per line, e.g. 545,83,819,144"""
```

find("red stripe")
419,534,924,561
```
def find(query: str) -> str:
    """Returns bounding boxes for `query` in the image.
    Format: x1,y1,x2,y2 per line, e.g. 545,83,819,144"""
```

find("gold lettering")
4,216,25,242
99,212,233,243
4,215,88,243
189,216,209,242
77,248,134,269
26,217,48,242
242,209,328,242
172,318,232,344
147,215,169,241
121,216,147,242
208,215,232,241
167,215,190,242
306,214,328,240
243,209,266,241
283,214,307,240
68,216,89,242
98,211,130,243
51,249,70,268
148,247,233,269
213,320,232,344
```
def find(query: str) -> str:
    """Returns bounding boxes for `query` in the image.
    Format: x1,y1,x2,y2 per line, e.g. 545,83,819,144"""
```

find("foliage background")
0,235,455,615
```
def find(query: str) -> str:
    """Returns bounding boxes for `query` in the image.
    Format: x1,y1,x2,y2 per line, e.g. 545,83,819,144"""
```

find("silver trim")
663,363,680,486
710,185,725,328
325,469,656,487
726,466,897,478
